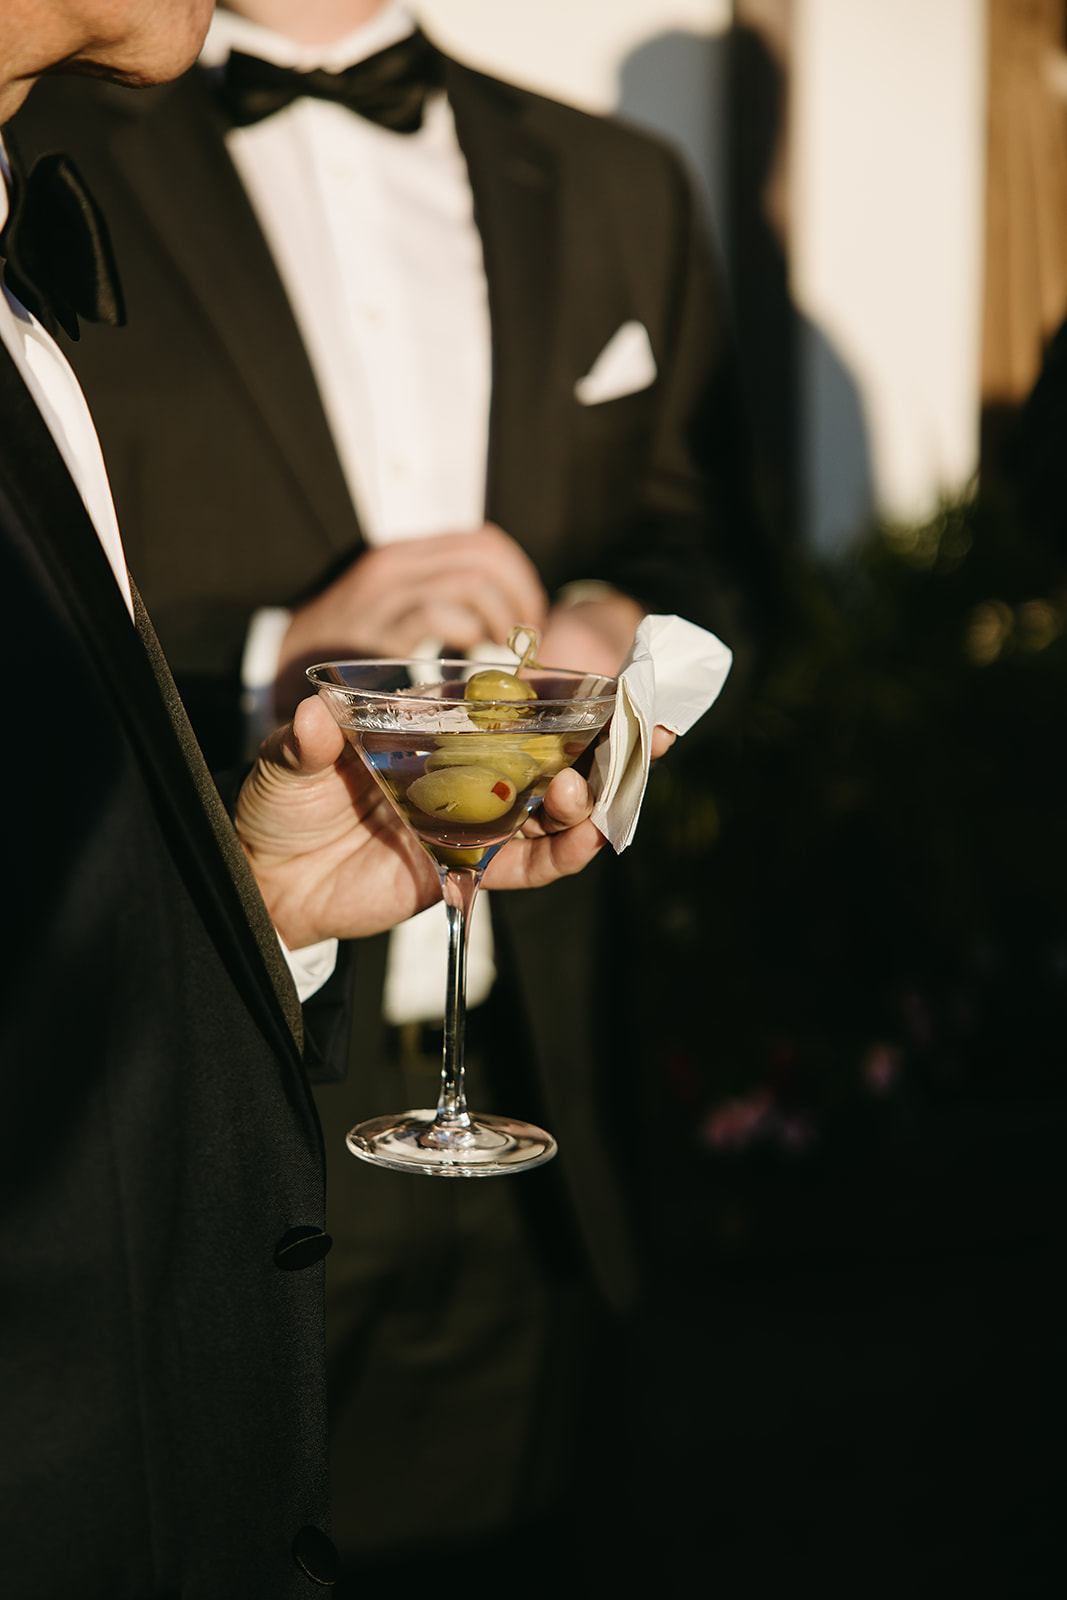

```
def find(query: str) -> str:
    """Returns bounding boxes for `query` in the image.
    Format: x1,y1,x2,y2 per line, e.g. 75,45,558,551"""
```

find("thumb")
530,766,594,833
236,693,354,863
263,692,347,780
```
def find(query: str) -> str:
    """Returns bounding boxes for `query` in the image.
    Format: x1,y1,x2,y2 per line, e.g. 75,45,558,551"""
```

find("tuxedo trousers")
313,932,598,1559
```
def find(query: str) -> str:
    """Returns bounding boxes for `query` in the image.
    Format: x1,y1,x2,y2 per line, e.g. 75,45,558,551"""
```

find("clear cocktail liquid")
351,723,601,868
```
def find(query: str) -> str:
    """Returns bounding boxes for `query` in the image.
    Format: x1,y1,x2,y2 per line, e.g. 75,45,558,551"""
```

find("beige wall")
416,0,730,111
791,0,988,547
418,1,991,551
416,0,732,223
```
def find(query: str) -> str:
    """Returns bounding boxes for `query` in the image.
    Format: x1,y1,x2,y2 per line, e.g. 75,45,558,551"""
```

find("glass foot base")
346,1110,557,1177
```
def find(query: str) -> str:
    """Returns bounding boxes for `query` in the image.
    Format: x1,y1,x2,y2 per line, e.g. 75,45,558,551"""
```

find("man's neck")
221,1,389,48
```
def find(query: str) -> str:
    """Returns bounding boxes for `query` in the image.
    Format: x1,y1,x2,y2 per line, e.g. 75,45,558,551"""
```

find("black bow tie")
0,135,125,342
219,29,445,133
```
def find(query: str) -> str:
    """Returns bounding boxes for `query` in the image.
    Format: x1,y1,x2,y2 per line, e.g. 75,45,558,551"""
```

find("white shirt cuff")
278,934,339,1003
553,579,623,608
240,605,293,755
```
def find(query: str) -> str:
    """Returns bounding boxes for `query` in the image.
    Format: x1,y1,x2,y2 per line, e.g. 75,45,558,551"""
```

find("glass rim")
305,658,618,707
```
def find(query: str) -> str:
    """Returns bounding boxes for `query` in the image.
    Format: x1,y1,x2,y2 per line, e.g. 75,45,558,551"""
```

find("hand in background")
539,593,676,758
274,523,548,716
235,695,604,950
538,593,645,677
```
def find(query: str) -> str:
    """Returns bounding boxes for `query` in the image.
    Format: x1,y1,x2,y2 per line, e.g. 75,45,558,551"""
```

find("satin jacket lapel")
0,342,304,1063
445,63,565,545
103,71,360,564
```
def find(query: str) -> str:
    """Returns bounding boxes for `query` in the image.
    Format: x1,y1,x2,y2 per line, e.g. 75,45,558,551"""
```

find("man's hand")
235,695,605,950
275,523,548,715
538,593,645,678
539,593,676,757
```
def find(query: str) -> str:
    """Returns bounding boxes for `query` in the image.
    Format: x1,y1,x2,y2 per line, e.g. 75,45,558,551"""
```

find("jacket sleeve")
567,143,784,724
210,759,357,1082
300,941,357,1083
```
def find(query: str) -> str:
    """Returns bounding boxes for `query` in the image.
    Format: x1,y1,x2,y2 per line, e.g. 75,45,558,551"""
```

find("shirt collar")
202,1,417,73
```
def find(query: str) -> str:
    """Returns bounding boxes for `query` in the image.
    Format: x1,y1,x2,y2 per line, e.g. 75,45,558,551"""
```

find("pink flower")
702,1088,776,1149
863,1043,901,1094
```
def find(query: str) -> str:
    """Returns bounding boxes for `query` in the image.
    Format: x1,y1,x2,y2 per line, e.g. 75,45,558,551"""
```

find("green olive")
465,668,538,729
424,733,500,765
430,845,487,870
464,669,537,704
426,738,540,791
406,765,517,823
483,749,541,789
520,733,570,775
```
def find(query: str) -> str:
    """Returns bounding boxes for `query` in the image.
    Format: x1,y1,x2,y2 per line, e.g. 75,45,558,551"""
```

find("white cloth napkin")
589,614,733,852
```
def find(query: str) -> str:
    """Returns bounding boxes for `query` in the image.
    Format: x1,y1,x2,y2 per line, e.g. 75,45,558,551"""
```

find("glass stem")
434,867,481,1130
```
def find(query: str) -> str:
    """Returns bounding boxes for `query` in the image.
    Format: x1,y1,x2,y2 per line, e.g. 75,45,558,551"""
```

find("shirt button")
274,1226,332,1270
292,1526,339,1584
387,457,410,481
363,305,386,328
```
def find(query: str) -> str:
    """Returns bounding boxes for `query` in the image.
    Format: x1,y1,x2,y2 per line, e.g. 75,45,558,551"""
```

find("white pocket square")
574,320,657,406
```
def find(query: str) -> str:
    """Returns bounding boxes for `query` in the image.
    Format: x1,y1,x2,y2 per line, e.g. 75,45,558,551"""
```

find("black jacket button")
292,1525,339,1584
274,1226,332,1270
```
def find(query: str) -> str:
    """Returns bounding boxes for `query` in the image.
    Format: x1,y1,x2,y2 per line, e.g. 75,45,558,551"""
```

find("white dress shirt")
203,3,498,1022
0,144,134,619
203,2,491,553
0,138,334,1003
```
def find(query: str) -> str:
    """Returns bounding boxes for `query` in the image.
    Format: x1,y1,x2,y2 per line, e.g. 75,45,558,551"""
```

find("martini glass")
306,658,616,1176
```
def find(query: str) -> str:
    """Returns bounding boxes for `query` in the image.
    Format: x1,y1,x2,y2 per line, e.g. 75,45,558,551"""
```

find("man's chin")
36,0,214,95
1,42,199,124
43,46,202,92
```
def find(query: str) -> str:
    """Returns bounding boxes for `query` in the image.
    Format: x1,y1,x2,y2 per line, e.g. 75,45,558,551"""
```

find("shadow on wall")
616,26,873,555
614,24,727,236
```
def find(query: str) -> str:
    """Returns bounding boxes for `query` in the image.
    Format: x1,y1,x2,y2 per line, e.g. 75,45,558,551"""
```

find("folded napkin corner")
589,614,732,852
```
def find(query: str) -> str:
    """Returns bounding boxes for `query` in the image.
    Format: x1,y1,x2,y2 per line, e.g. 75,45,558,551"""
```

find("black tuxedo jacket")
14,60,763,1312
0,342,338,1594
14,56,761,743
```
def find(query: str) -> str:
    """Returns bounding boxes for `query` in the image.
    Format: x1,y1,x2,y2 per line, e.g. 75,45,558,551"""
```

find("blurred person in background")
0,0,614,1590
14,0,767,1583
1012,307,1067,571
